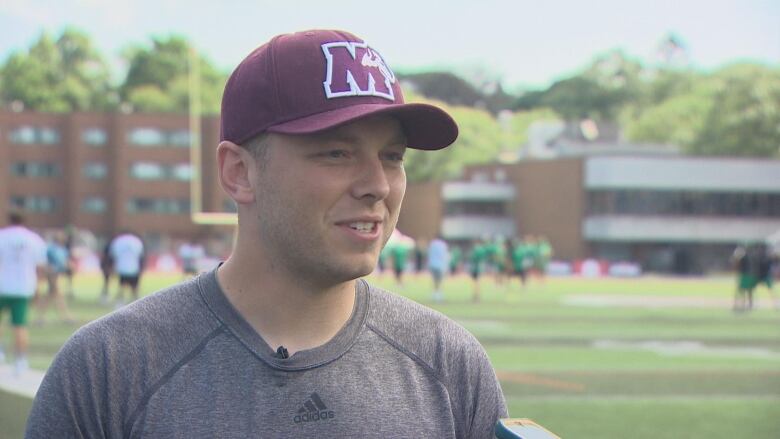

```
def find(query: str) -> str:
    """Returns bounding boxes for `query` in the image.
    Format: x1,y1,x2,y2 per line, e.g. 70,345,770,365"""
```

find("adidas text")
294,411,335,423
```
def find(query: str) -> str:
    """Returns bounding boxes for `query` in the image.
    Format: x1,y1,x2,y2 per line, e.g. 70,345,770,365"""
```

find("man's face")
251,115,407,287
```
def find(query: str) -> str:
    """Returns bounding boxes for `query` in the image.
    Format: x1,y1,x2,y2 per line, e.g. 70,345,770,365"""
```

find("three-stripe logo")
293,392,336,423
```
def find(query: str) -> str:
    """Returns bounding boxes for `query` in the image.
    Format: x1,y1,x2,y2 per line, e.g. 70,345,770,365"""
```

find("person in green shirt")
523,236,540,279
535,236,553,286
731,243,756,312
391,243,410,287
468,239,489,302
449,246,462,275
486,237,508,286
377,244,390,279
509,237,531,290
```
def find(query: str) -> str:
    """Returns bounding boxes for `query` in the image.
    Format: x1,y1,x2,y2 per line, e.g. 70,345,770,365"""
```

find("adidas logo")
293,392,335,424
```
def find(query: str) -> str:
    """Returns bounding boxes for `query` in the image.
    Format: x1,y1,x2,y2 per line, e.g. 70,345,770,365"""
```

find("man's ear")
217,141,256,204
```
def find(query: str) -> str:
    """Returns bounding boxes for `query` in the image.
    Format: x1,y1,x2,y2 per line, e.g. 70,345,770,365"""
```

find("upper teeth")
350,222,374,232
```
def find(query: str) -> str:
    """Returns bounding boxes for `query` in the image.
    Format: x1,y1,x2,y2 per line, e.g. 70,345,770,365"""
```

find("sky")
1,0,778,90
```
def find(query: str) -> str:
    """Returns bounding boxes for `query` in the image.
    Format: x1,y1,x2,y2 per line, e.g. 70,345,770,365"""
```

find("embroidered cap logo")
322,42,396,101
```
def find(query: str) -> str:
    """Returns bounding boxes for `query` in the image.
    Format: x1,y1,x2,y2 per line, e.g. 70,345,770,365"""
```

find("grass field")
4,270,780,438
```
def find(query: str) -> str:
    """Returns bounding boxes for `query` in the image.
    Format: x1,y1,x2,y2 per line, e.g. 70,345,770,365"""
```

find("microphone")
276,346,289,359
495,418,559,438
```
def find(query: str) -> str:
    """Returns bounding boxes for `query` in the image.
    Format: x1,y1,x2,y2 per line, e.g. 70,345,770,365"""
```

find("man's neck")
216,254,357,356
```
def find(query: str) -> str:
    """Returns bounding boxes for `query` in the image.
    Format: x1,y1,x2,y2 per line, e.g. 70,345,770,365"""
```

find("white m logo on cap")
322,42,396,101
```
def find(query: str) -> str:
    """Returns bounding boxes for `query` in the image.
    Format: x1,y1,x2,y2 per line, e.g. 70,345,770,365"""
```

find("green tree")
626,63,780,157
0,28,114,112
625,90,713,148
540,76,626,121
503,107,561,149
513,90,546,111
515,50,644,122
121,36,226,114
403,91,506,182
399,72,483,108
583,50,644,104
692,64,780,157
57,27,115,110
645,69,696,106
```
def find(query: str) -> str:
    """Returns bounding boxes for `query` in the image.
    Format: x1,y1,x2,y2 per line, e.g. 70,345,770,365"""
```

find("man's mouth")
347,222,377,233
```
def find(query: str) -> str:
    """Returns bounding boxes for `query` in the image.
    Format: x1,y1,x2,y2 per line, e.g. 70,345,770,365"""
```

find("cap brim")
266,103,458,150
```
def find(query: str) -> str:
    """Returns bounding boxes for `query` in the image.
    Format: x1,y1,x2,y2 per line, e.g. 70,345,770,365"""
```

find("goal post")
189,46,237,226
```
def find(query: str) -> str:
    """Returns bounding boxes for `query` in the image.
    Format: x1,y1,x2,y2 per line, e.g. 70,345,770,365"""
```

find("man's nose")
351,157,391,202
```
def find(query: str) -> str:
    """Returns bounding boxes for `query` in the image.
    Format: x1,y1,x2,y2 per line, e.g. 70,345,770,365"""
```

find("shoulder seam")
123,325,226,435
365,321,451,392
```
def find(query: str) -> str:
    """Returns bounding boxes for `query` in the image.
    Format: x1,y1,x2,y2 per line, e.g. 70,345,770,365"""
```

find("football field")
375,272,780,439
5,271,780,438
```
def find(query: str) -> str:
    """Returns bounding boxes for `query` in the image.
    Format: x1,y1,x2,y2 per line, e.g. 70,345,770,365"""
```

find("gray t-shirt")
26,270,507,438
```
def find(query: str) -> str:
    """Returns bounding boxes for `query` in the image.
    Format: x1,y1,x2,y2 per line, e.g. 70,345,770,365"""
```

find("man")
109,231,146,307
62,224,78,299
752,242,779,310
469,238,489,302
178,239,205,279
731,243,755,312
27,29,507,438
535,236,553,286
390,238,411,286
509,237,532,290
98,234,115,304
36,230,76,325
0,210,46,376
427,235,450,302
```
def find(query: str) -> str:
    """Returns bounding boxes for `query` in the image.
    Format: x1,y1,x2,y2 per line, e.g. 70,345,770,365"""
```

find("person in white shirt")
0,210,47,375
109,232,145,307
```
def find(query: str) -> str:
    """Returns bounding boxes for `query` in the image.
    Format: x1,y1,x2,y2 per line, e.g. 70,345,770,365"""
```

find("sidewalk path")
0,364,43,399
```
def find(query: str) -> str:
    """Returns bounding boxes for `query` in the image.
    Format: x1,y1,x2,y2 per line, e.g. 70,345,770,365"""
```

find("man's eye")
324,150,348,159
383,152,405,162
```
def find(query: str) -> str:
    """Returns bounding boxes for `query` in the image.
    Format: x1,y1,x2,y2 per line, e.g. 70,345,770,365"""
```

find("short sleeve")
26,328,110,438
456,342,508,438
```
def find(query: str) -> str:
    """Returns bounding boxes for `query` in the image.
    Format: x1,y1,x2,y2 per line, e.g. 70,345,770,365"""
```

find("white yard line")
563,294,777,309
593,339,780,359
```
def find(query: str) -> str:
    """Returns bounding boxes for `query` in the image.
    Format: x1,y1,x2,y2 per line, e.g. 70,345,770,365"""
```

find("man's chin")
330,257,377,282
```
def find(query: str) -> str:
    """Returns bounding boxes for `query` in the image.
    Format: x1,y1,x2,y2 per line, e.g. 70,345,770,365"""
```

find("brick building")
3,110,779,272
0,110,232,250
400,156,780,273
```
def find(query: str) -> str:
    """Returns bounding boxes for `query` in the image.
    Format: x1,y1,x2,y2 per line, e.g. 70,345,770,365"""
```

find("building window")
11,162,61,178
81,197,107,213
168,130,191,147
10,196,58,212
82,128,107,146
470,172,489,183
129,162,192,181
83,162,108,180
9,126,60,145
10,126,35,143
126,198,190,214
128,128,167,146
587,190,780,218
171,164,193,181
128,128,192,148
39,128,60,144
130,162,166,180
445,200,507,216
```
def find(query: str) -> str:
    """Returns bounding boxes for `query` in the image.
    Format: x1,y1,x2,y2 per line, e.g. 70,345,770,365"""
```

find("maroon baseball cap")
220,29,458,150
